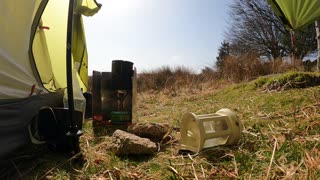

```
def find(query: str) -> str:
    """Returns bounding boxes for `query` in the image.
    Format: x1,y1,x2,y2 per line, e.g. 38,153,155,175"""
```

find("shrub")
221,53,271,83
137,65,230,93
137,66,196,92
270,58,304,73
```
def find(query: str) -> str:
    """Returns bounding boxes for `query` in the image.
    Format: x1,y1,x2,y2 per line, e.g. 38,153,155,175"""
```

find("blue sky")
83,0,233,74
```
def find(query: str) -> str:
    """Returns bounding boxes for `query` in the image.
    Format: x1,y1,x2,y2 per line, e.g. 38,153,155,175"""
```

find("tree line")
214,0,317,74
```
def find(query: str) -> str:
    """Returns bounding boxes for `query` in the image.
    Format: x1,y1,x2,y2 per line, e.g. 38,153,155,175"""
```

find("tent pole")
66,0,82,153
66,0,76,133
316,20,320,72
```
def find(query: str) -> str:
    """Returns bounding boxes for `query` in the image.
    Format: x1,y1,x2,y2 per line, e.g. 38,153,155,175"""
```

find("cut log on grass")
127,123,172,142
109,130,158,156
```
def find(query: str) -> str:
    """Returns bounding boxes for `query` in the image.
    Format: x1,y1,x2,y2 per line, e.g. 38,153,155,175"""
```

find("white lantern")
180,108,242,153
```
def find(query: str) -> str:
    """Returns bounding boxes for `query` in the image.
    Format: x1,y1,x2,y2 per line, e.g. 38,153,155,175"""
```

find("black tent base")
38,107,83,153
0,92,63,159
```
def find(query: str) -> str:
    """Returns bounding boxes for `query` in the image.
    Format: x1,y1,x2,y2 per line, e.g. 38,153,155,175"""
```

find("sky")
83,0,233,74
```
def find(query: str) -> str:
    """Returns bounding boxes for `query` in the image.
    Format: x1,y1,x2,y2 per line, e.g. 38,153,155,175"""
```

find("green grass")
2,72,320,179
255,71,320,90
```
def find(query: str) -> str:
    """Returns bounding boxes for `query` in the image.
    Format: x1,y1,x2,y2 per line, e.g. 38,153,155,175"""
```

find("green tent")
268,0,320,29
0,0,100,157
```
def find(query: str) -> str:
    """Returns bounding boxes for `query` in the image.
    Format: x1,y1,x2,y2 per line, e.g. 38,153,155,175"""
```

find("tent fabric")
33,19,58,91
0,92,62,158
73,0,101,88
72,16,89,88
34,0,70,91
0,0,47,99
76,0,102,16
268,0,320,30
36,0,101,91
0,0,100,157
0,0,100,99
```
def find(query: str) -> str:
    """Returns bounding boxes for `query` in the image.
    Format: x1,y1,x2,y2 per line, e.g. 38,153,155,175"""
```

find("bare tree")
215,41,230,72
226,0,316,61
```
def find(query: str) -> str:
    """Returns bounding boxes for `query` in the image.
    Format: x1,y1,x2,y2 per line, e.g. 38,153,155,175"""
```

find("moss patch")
255,71,320,91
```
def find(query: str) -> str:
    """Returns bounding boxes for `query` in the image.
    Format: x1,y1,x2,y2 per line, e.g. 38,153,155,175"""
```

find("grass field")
2,72,320,179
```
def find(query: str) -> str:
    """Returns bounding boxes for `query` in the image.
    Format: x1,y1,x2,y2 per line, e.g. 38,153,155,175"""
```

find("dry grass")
221,53,271,82
213,53,309,84
1,68,320,179
137,65,226,94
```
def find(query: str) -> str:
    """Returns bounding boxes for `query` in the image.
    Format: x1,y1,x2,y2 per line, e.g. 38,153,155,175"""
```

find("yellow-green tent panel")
268,0,320,29
33,0,101,92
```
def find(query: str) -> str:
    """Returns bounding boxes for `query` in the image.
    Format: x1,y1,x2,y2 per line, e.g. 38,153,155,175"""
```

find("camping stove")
92,60,137,126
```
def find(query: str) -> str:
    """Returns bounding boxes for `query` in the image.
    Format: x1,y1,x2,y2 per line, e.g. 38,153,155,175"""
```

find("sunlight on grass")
2,71,320,179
